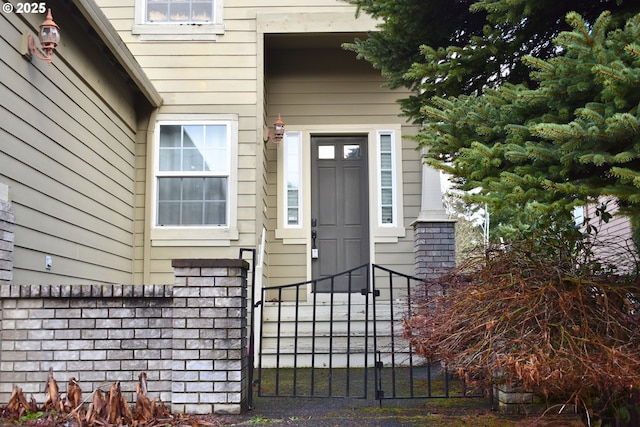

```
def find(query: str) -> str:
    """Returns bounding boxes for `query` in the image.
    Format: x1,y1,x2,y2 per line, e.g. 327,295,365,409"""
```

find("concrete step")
259,320,403,337
256,299,414,369
259,335,413,352
257,346,420,369
260,301,408,323
260,336,373,351
257,352,408,369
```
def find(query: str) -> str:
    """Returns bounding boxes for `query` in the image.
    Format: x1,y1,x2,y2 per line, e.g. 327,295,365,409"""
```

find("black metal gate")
246,257,485,405
370,265,484,402
255,264,372,399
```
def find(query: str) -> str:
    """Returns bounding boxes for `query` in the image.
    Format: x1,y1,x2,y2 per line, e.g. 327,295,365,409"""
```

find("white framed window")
283,132,303,228
133,0,224,41
378,130,397,226
573,205,585,227
151,117,238,245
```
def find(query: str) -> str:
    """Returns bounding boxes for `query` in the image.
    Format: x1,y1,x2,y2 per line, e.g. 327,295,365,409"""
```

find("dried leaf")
1,371,218,427
67,377,83,410
44,367,59,410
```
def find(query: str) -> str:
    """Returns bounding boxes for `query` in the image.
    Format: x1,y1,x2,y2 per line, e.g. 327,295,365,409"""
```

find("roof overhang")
71,0,163,108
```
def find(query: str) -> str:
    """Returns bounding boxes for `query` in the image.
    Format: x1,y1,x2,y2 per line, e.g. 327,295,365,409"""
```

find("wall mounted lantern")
27,9,60,64
264,114,285,144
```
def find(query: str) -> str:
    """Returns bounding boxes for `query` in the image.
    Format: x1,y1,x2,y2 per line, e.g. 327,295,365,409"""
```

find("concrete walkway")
245,396,429,426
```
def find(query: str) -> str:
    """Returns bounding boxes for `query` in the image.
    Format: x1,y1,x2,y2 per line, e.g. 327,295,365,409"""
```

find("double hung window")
134,0,224,40
156,122,229,227
146,0,214,23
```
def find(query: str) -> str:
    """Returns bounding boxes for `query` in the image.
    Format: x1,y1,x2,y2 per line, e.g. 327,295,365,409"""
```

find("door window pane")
344,145,361,159
318,145,335,160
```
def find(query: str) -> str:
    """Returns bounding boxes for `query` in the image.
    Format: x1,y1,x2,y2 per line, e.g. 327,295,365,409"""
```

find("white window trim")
374,129,405,241
573,205,585,227
377,130,397,227
132,0,225,41
282,132,303,229
276,131,308,243
150,115,239,246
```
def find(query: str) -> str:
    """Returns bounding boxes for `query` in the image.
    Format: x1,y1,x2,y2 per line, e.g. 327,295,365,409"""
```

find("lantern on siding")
28,9,60,64
264,114,285,144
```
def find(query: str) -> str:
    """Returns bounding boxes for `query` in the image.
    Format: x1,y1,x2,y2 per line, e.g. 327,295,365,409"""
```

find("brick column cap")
171,258,249,269
412,218,456,228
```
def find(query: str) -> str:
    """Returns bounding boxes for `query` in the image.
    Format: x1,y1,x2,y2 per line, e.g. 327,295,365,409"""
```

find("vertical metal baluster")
311,279,318,396
388,270,397,398
328,276,335,396
363,264,371,399
407,276,415,398
293,284,300,396
346,269,352,396
257,286,265,397
376,350,384,406
372,266,380,402
275,287,283,395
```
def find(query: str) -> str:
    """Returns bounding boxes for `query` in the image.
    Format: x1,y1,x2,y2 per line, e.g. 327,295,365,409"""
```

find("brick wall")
171,259,249,414
0,259,249,415
0,284,173,402
414,221,456,280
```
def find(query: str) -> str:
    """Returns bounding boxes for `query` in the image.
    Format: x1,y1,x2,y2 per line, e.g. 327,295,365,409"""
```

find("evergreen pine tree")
346,0,639,122
419,11,640,226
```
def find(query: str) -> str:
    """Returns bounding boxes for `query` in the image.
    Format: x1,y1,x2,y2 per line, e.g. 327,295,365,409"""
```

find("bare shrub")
404,236,640,426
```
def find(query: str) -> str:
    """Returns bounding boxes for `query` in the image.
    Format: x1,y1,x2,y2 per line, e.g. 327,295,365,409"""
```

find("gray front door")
311,136,369,292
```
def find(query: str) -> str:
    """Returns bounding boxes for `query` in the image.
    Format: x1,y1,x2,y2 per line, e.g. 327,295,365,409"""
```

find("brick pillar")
0,184,15,285
171,259,249,415
414,220,456,281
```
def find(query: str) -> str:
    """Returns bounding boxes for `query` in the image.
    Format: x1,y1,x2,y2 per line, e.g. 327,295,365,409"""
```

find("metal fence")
247,258,486,405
